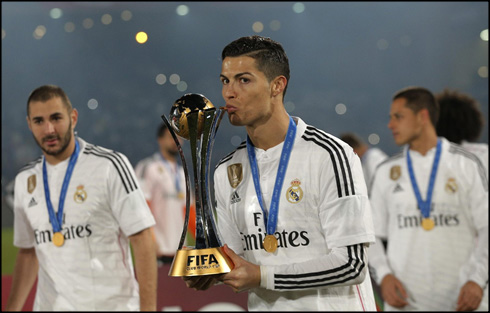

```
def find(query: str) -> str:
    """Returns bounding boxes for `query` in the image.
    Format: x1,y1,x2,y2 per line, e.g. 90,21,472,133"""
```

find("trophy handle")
161,115,191,249
202,108,226,247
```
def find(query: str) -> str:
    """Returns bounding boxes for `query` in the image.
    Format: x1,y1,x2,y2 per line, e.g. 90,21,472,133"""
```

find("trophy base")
169,246,234,277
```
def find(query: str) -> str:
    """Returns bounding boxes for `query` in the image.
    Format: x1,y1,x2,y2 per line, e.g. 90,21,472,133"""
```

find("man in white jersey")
184,35,377,311
5,85,157,311
134,123,189,264
435,88,488,173
340,132,388,187
368,86,488,311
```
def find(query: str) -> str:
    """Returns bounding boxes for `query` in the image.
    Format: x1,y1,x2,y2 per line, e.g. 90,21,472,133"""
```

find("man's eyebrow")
31,112,63,120
220,72,253,79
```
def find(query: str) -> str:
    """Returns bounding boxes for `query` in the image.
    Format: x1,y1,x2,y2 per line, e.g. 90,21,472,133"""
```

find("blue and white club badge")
286,179,303,203
74,185,87,203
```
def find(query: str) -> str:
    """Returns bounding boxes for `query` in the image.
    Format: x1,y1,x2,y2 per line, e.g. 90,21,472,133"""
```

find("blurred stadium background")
1,2,488,310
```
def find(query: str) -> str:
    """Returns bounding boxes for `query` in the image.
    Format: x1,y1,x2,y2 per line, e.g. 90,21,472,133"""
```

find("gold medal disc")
53,232,65,247
263,235,278,253
421,218,435,231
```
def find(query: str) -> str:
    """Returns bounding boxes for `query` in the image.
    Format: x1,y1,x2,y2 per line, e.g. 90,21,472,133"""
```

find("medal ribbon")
406,139,442,218
43,140,80,233
247,116,296,236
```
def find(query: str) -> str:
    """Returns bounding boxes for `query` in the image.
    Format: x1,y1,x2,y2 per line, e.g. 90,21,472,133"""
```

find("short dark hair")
435,89,484,143
157,122,169,138
340,132,364,149
222,35,290,97
393,86,439,127
27,85,72,117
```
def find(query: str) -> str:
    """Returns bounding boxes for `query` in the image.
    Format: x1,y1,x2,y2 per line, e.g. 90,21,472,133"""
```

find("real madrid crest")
390,166,401,181
227,163,243,189
74,185,87,203
444,177,457,194
27,174,36,194
286,179,303,204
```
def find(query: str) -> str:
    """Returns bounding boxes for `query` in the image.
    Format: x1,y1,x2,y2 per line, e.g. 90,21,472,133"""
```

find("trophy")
162,93,234,277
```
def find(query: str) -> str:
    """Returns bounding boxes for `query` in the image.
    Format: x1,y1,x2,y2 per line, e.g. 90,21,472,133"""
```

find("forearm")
367,236,392,285
465,226,488,288
260,244,368,291
130,228,157,311
5,248,39,311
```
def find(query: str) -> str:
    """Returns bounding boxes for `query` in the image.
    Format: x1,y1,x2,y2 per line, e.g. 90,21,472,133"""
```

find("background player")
368,86,488,311
5,85,157,311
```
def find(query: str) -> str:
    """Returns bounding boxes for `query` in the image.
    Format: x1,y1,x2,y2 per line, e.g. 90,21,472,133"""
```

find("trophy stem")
200,109,220,248
186,112,207,249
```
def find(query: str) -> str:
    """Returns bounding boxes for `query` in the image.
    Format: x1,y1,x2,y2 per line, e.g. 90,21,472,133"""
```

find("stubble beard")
35,122,73,157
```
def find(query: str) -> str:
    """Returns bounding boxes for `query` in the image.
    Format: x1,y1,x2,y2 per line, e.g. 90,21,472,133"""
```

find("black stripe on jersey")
303,126,355,198
449,143,488,191
215,141,247,169
83,144,138,194
273,244,365,290
18,157,43,173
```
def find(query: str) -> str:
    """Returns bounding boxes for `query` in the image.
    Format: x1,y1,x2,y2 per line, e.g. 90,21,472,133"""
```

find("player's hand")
456,281,483,311
220,244,261,293
380,274,409,308
182,274,222,291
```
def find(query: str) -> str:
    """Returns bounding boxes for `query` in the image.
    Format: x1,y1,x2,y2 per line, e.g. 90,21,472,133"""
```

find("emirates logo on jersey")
34,224,93,245
286,179,303,203
74,185,87,203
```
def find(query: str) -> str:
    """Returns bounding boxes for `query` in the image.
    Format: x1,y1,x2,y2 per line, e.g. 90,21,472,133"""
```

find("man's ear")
419,108,431,124
271,76,287,97
71,108,79,129
26,115,32,132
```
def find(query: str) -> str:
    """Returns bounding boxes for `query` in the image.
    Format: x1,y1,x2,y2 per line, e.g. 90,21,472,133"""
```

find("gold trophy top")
169,93,215,140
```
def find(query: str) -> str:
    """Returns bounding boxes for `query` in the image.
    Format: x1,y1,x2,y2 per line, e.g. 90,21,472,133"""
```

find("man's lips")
43,137,59,145
225,105,237,113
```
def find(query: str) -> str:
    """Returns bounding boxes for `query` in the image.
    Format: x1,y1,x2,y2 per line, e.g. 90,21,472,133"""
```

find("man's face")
388,97,423,146
220,56,274,127
159,130,181,157
27,96,76,158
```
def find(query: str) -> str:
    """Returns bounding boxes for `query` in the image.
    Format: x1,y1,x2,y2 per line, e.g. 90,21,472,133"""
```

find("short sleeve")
108,153,155,237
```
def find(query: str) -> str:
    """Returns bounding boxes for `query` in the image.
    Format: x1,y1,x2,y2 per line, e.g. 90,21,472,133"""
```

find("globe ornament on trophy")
162,93,234,277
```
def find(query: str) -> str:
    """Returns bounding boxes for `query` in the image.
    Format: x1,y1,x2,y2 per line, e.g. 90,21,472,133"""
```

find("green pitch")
2,227,17,275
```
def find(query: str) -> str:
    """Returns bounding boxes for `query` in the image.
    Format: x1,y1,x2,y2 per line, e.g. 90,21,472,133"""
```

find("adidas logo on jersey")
28,197,38,208
393,184,404,193
230,191,241,204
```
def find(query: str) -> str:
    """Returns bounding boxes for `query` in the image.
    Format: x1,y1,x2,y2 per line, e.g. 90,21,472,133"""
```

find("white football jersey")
361,147,388,188
13,137,155,311
368,137,488,311
461,140,488,174
214,117,377,311
134,152,186,256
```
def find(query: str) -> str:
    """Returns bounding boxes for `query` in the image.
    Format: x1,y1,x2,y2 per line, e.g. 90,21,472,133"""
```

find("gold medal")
421,218,435,231
53,232,65,247
263,235,278,253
